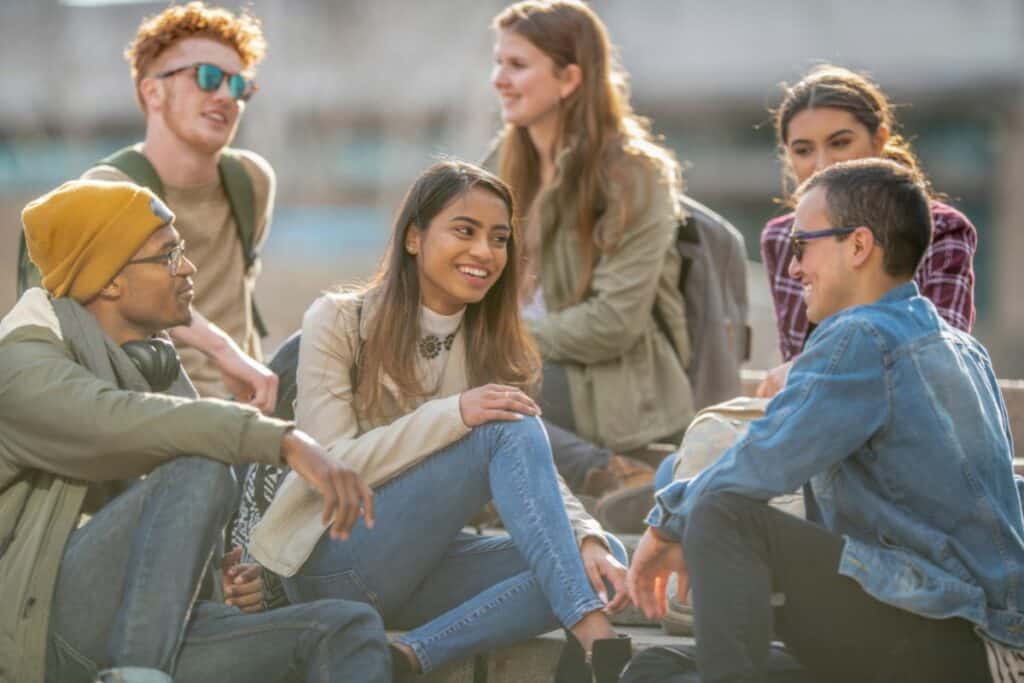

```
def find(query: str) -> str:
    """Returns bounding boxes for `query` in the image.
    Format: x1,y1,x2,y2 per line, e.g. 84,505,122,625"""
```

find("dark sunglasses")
126,241,188,277
789,226,859,262
155,63,257,102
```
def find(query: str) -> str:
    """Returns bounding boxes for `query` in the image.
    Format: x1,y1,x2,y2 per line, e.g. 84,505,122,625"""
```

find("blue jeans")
46,456,390,683
282,417,626,673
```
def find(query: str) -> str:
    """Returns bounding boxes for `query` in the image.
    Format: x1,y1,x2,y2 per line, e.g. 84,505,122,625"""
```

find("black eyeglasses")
126,241,187,276
155,63,257,102
789,226,860,262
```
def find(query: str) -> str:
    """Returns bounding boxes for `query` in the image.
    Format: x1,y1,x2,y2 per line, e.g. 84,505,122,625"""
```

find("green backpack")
16,147,267,337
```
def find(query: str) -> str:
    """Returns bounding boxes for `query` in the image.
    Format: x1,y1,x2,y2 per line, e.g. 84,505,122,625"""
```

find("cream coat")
250,289,605,576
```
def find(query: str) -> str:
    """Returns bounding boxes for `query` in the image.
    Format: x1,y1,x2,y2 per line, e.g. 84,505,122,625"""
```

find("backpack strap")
652,204,703,365
99,146,166,198
217,150,257,271
217,150,267,338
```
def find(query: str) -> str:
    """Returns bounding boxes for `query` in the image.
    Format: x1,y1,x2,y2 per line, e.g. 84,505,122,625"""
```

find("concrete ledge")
408,626,688,683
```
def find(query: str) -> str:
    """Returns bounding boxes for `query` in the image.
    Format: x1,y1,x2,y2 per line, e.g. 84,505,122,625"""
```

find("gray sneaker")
661,574,694,636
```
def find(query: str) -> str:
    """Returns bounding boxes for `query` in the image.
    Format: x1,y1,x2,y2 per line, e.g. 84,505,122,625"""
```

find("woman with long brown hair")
756,64,977,396
489,0,694,496
250,160,632,681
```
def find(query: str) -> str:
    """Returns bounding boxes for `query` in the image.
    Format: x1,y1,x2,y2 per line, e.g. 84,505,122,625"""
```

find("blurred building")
1,0,1022,373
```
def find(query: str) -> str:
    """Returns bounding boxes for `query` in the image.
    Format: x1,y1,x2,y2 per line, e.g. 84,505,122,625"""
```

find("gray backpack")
657,196,751,410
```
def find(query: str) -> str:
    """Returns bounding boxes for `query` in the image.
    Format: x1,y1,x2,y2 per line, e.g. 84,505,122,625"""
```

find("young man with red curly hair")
83,1,278,412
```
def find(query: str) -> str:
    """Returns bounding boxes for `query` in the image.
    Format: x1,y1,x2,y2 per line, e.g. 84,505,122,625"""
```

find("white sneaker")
95,668,174,683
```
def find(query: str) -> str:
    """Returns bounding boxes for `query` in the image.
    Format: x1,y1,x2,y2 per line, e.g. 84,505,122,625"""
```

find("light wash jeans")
282,417,627,673
46,455,391,683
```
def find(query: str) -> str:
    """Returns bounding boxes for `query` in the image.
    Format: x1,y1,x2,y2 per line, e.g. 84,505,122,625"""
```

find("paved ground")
414,626,689,683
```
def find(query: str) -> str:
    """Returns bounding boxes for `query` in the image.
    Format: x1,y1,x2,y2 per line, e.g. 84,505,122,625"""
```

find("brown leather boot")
580,455,654,498
624,442,678,469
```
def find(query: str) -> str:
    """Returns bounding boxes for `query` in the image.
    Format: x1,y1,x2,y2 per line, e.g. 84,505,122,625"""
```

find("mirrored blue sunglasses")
155,62,257,102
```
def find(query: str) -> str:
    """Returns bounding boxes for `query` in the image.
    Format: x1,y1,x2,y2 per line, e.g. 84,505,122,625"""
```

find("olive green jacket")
527,142,695,451
0,290,288,683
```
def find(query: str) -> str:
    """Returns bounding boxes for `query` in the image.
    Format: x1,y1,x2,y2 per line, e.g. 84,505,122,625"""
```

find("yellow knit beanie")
22,180,175,303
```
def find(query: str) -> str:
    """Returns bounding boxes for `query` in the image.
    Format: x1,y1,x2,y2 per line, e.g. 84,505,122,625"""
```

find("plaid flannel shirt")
761,200,977,361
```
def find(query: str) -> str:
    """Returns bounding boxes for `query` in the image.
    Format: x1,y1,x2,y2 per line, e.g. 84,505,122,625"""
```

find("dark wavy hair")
774,64,932,204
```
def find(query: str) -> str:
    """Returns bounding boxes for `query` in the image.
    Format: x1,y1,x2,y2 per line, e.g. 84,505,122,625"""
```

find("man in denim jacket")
626,159,1023,683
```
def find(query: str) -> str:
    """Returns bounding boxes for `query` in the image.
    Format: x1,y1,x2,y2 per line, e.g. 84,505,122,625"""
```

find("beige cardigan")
250,289,605,576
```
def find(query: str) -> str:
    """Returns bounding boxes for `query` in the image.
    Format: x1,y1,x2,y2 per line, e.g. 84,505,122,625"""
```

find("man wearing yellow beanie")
0,181,390,683
22,180,176,304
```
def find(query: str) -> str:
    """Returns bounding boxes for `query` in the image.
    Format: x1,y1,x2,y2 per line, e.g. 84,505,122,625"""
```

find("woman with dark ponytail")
757,65,977,396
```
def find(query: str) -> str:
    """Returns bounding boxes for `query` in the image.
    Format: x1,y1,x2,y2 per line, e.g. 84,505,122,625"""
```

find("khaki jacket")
250,289,605,576
0,290,288,683
528,141,695,451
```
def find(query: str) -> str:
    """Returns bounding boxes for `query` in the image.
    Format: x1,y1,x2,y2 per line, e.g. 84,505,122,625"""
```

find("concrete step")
410,625,688,683
409,532,661,682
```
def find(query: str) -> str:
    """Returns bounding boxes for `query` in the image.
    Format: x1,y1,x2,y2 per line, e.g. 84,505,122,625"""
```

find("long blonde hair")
492,0,679,302
357,160,540,420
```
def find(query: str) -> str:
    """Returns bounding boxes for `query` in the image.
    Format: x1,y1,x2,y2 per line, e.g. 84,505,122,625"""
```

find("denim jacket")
649,282,1024,647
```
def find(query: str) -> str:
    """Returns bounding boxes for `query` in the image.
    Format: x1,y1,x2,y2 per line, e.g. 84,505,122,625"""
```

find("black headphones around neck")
121,337,181,392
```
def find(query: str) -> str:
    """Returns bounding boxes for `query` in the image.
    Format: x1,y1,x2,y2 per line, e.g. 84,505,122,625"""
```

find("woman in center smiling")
249,161,632,682
487,0,695,497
